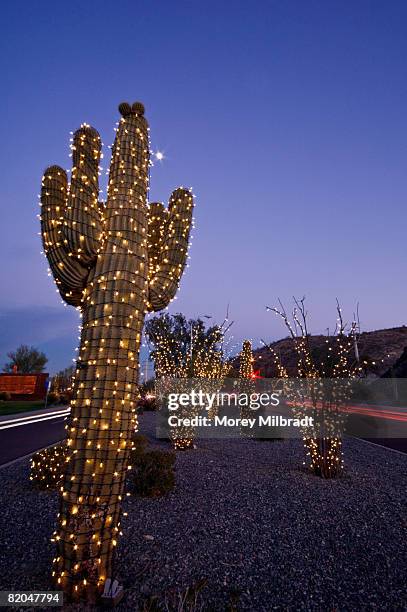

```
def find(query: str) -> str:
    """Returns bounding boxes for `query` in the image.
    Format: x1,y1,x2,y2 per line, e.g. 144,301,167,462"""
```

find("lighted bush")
131,432,149,456
137,396,157,412
30,442,67,490
58,391,72,405
0,391,11,401
129,448,175,497
31,432,175,498
46,391,60,405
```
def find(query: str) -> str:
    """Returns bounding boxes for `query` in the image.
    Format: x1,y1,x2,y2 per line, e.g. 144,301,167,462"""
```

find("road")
285,399,407,453
0,404,405,466
0,408,68,465
361,437,407,453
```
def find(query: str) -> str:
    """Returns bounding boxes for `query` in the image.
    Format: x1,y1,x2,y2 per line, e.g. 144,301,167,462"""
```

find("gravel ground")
0,412,406,611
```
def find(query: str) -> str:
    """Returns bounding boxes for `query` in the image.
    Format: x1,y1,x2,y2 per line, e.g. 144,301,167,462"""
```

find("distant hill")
233,326,407,378
382,346,407,378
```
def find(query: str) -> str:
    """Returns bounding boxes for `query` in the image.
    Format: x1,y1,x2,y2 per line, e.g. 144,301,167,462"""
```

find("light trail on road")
0,408,70,430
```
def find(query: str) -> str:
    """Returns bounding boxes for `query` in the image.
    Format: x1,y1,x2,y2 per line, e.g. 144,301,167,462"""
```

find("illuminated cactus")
40,101,194,599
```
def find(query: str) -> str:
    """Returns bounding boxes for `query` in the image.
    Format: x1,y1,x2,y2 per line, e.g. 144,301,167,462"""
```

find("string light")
239,340,254,380
266,298,361,479
39,100,194,600
30,443,67,489
238,340,255,437
145,314,232,449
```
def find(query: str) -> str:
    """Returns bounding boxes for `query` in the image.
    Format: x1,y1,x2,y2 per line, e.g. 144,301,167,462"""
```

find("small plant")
0,391,11,401
51,365,75,394
142,579,207,611
145,312,232,449
137,395,158,412
226,587,242,612
239,340,255,438
130,432,149,457
58,390,72,405
46,391,59,405
128,448,175,497
266,297,361,478
173,437,195,451
30,442,67,490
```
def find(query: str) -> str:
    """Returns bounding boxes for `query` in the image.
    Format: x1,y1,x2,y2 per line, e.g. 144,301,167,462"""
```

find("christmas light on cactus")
40,101,194,600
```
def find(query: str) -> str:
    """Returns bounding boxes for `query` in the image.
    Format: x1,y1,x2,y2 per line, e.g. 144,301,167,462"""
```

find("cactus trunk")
54,302,144,597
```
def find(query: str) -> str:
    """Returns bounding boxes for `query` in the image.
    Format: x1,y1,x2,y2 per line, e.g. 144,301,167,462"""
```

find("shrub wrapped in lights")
145,313,231,449
238,339,255,437
239,340,254,380
30,442,67,490
39,101,194,600
266,298,362,479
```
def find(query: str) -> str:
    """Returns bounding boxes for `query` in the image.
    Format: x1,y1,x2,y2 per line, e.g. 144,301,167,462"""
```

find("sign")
0,373,49,400
0,375,37,395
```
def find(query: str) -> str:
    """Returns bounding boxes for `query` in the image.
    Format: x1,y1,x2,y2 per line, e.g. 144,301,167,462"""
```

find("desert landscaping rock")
0,413,406,610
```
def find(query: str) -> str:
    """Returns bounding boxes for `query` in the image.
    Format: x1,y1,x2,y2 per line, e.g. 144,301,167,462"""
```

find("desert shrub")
30,442,66,489
267,298,361,478
58,390,72,405
47,391,60,405
131,432,149,457
129,448,175,497
173,438,195,451
140,379,155,395
137,396,157,412
141,579,207,611
0,391,11,401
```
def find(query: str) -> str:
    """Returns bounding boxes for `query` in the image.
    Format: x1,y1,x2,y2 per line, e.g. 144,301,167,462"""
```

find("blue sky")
0,0,406,373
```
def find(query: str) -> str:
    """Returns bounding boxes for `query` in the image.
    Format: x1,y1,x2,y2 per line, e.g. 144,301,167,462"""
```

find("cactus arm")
147,187,194,312
63,126,103,266
147,201,166,280
40,165,89,306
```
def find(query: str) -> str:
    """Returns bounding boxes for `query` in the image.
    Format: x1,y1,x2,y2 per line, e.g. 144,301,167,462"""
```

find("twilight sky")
0,0,406,373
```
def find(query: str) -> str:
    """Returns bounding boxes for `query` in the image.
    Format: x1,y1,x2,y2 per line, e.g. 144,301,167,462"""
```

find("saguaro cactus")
40,101,194,599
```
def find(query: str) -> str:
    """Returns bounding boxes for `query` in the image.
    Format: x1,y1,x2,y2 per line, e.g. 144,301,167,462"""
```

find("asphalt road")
362,437,407,453
0,407,405,467
0,412,66,465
